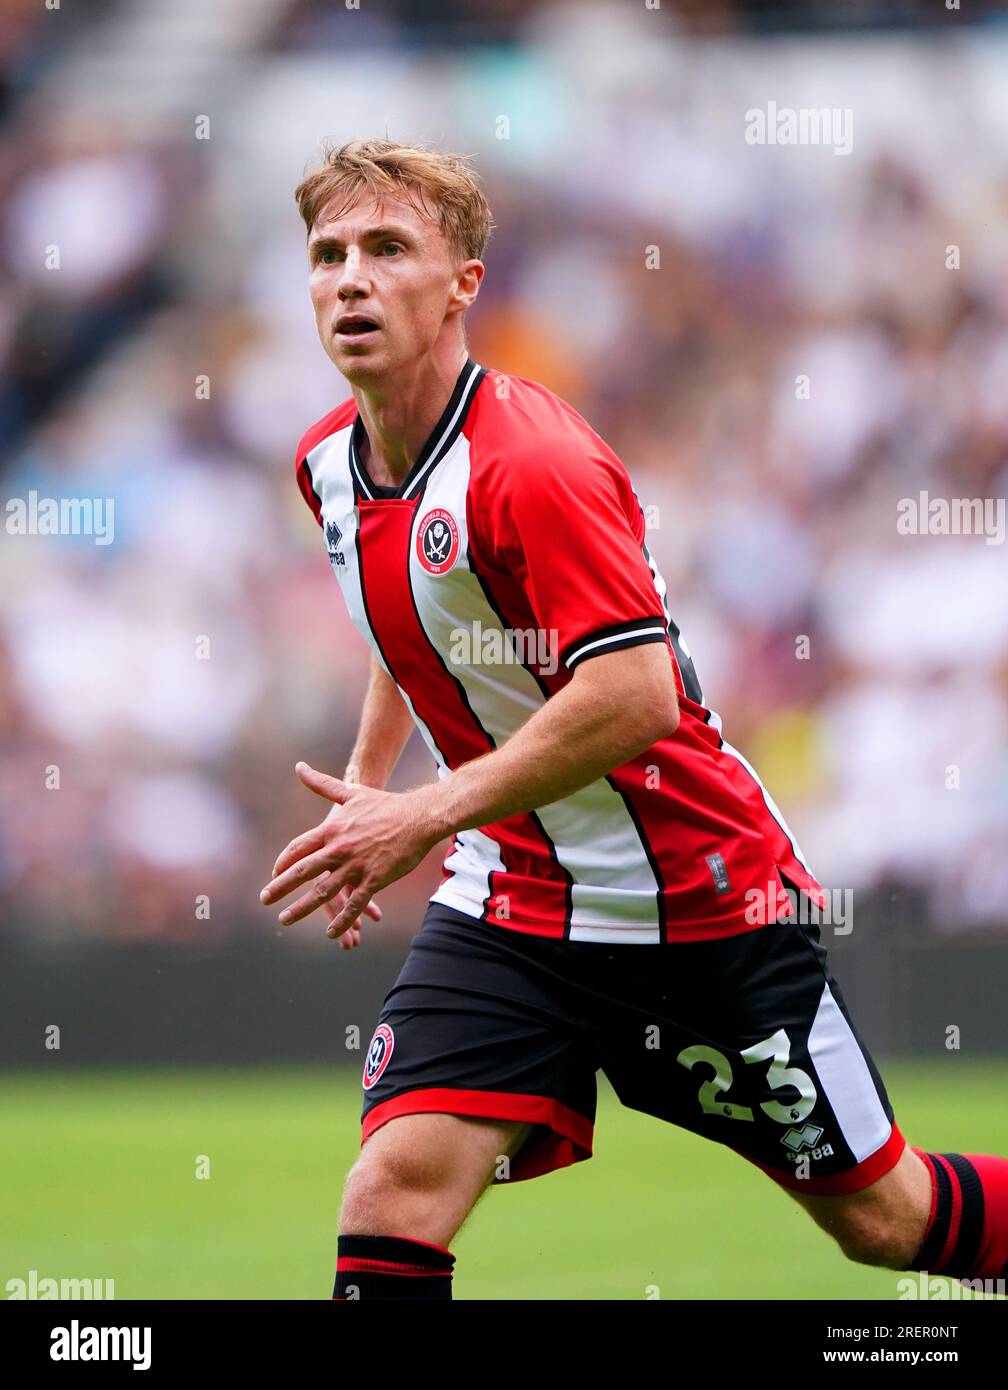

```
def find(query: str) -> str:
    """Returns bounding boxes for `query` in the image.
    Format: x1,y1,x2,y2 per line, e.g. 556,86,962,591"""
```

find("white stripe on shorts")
807,980,891,1163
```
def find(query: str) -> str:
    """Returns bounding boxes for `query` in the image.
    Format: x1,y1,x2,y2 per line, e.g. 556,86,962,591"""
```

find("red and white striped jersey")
295,356,825,944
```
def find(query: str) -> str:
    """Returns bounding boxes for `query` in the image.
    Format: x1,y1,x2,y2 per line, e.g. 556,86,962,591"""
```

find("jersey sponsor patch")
416,508,460,574
363,1023,395,1090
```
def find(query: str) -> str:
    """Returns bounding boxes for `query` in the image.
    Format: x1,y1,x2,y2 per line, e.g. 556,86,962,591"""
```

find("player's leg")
789,1142,931,1267
333,903,599,1299
735,933,1008,1282
342,1113,533,1248
582,900,1008,1285
792,1140,1008,1279
334,1113,532,1300
661,908,1008,1283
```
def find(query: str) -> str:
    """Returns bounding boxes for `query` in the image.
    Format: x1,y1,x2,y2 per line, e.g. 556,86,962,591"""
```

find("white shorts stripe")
807,981,891,1163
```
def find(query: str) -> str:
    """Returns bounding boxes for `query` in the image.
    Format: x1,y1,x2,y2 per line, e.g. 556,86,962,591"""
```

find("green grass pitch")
3,1060,1005,1300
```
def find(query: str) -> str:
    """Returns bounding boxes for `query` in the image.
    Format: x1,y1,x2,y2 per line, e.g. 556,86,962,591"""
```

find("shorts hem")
361,1087,594,1181
739,1122,907,1196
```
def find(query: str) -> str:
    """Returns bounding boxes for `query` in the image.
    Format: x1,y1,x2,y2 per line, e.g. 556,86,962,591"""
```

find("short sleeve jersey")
295,356,825,943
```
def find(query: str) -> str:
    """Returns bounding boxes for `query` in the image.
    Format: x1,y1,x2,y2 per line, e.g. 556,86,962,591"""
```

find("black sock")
333,1234,456,1300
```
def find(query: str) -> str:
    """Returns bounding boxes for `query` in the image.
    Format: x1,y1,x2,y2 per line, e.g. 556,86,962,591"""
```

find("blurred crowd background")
2,0,1008,950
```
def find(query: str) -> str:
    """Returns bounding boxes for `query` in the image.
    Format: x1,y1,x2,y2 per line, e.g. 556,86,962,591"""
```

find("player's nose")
337,246,369,293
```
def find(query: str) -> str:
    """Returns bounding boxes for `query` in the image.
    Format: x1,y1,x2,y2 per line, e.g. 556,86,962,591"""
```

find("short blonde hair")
294,138,494,265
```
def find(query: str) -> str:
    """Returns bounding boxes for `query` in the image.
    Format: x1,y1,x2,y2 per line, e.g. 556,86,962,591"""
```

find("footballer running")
260,139,1008,1300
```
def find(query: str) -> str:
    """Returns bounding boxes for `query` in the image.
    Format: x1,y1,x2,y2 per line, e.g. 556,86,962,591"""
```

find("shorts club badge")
362,1023,395,1090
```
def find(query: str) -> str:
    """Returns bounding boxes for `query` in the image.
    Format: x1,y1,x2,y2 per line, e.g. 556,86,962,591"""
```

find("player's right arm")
310,655,414,949
291,423,417,945
293,415,415,793
343,655,415,791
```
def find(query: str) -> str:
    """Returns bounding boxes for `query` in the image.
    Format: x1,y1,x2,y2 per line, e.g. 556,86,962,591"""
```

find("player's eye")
381,242,404,256
318,250,340,264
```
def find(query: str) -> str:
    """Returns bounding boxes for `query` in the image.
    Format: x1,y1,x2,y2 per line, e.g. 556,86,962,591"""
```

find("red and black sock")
333,1234,456,1300
911,1149,1008,1280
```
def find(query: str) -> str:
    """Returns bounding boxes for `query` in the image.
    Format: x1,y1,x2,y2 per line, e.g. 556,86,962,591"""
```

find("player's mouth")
335,314,382,340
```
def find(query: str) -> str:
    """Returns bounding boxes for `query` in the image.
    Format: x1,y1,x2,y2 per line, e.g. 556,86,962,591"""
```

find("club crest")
362,1023,395,1090
416,508,460,575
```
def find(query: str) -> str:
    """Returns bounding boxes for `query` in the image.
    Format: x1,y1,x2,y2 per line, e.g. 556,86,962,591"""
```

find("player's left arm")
260,639,677,934
411,637,680,829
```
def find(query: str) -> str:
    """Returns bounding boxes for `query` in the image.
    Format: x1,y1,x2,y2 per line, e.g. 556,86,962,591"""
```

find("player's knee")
339,1137,454,1228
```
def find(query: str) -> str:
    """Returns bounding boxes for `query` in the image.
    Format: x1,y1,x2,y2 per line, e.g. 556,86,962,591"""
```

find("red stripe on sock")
336,1257,451,1277
963,1152,1008,1279
932,1154,963,1271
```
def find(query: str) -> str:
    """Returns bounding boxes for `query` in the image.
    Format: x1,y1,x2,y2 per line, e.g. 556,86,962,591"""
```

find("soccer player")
261,139,1008,1300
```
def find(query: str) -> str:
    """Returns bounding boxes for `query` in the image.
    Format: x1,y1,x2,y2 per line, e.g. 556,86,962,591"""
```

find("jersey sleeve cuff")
561,617,669,671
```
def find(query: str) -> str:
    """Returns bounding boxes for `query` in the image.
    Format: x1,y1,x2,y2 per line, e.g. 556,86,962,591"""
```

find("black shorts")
359,903,904,1196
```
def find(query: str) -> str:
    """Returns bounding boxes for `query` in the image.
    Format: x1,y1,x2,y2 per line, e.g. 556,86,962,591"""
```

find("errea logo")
782,1123,834,1163
782,1123,824,1153
326,520,345,568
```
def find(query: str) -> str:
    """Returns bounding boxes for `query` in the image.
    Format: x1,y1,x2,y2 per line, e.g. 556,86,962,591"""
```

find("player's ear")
451,258,484,312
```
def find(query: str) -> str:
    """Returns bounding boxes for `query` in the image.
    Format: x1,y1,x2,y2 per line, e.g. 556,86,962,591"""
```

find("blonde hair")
294,138,494,265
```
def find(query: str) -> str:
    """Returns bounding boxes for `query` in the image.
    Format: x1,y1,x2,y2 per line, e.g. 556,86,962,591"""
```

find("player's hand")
259,762,439,937
322,880,382,949
263,797,382,944
317,796,382,947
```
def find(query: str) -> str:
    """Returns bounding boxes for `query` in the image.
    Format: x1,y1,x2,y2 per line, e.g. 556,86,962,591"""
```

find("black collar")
348,356,488,502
